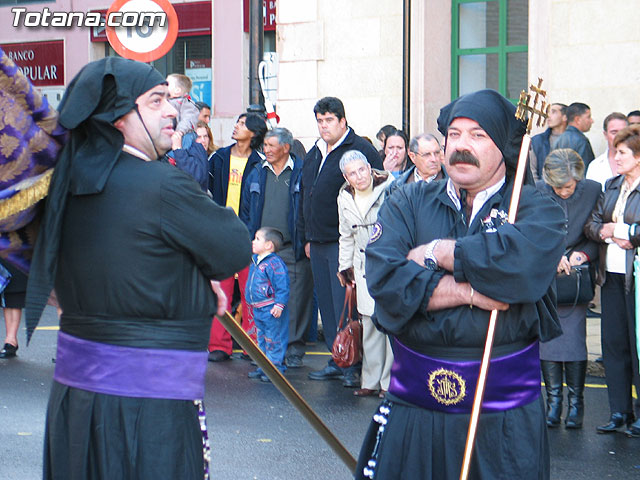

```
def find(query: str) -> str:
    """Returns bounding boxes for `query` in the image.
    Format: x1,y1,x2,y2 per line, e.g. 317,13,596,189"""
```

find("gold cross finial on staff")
515,78,550,133
460,76,552,480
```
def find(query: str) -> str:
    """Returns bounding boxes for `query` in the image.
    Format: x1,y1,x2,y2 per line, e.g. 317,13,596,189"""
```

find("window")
451,0,528,102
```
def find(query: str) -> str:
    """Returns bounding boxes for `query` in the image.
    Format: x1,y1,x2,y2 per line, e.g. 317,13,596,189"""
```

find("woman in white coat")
337,150,395,397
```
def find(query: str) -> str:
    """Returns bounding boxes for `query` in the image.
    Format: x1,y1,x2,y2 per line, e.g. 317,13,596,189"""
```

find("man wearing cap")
25,57,252,479
355,90,565,479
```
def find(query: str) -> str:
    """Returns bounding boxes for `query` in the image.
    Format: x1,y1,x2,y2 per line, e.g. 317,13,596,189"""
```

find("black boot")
541,360,563,428
564,361,586,429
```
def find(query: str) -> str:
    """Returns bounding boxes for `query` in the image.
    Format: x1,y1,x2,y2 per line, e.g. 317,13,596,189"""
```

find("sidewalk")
586,315,604,377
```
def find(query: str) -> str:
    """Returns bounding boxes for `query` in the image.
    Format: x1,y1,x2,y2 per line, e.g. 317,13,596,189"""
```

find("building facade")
276,0,640,154
1,0,639,155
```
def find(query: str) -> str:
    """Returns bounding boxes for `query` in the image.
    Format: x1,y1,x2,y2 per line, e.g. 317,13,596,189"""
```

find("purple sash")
388,340,541,413
54,332,208,400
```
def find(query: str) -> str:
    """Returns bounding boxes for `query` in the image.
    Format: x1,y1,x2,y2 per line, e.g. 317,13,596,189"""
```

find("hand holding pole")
459,79,550,480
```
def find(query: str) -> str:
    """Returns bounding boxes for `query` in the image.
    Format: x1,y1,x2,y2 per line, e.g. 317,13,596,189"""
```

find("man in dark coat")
25,57,252,480
555,102,595,168
297,96,383,387
355,89,566,479
529,102,568,180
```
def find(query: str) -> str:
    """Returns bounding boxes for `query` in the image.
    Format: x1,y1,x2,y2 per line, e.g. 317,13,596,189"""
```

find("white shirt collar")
263,155,294,175
446,176,506,225
122,144,153,162
414,168,438,184
316,127,350,160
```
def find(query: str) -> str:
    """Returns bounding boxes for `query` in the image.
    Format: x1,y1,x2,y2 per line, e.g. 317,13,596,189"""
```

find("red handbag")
331,284,363,368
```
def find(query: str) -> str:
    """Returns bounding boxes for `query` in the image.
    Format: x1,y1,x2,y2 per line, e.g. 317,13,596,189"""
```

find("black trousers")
309,241,359,373
601,272,640,415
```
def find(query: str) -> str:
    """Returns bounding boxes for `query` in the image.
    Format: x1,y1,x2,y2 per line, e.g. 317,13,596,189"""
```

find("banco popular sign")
0,41,64,87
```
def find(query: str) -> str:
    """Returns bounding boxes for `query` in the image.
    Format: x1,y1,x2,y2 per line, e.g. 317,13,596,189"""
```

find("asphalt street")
1,307,639,479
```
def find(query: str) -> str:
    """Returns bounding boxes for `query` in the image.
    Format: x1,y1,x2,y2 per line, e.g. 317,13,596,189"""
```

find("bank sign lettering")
0,41,64,87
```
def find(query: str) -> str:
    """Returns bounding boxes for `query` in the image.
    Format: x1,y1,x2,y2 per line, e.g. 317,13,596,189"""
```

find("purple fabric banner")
54,331,208,400
389,340,541,413
0,46,66,273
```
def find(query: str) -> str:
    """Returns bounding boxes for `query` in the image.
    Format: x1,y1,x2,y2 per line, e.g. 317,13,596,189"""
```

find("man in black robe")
25,57,252,479
355,89,566,479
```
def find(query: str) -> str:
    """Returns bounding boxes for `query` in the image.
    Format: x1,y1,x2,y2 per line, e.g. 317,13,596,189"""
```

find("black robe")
355,178,565,480
44,152,252,480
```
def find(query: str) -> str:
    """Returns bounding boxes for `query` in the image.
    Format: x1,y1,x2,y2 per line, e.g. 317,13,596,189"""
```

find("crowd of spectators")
2,78,639,440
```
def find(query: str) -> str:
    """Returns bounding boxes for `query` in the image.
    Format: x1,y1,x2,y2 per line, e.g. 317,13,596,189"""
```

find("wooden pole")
459,134,532,480
216,311,357,474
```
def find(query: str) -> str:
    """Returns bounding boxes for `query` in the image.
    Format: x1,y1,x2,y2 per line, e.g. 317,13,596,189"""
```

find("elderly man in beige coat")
337,150,395,397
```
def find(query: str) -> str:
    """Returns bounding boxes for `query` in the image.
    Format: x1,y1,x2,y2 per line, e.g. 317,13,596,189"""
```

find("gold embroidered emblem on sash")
428,368,466,405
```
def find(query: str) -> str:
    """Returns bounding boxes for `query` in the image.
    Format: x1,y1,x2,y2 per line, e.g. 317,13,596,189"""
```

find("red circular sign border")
105,0,179,63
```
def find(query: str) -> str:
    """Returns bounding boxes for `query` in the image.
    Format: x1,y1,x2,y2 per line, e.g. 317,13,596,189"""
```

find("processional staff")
459,78,550,480
216,310,358,473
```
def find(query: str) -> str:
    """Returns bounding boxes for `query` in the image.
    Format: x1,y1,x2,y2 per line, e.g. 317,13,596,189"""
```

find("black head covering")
437,89,530,180
25,57,166,342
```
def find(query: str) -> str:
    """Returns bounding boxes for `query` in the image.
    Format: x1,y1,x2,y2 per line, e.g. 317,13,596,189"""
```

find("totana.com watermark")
11,7,167,28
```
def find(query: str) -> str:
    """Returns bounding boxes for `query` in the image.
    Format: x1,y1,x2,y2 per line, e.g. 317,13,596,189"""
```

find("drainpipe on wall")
249,0,264,107
402,0,411,134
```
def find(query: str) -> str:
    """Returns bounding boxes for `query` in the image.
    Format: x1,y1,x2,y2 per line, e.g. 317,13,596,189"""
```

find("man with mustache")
355,90,566,479
25,57,252,479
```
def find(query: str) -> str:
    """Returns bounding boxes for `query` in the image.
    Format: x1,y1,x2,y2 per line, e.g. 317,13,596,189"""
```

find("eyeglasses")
415,150,441,158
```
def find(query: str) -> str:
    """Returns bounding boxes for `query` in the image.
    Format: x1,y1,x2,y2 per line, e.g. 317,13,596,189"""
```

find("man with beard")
25,57,252,479
355,89,565,479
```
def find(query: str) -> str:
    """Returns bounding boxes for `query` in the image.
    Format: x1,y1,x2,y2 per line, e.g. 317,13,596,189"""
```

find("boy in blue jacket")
247,227,290,382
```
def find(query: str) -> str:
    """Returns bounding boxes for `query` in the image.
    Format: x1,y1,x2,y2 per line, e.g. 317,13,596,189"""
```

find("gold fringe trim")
0,168,53,221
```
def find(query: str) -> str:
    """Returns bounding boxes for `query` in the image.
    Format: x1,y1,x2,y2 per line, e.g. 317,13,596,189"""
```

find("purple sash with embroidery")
388,340,541,413
54,331,208,400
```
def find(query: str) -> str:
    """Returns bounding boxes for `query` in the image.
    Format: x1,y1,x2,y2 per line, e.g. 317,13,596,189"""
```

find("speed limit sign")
106,0,179,62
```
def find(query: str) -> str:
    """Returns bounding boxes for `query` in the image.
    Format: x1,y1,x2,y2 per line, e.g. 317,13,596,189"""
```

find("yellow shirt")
226,154,248,215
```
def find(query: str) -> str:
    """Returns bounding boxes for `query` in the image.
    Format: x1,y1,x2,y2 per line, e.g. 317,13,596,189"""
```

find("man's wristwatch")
423,239,441,270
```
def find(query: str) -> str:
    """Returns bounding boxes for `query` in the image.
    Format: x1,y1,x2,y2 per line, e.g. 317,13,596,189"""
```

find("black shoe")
308,365,343,381
624,419,640,438
0,343,17,359
285,355,303,368
342,371,361,388
596,412,632,433
248,369,263,379
208,350,230,362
